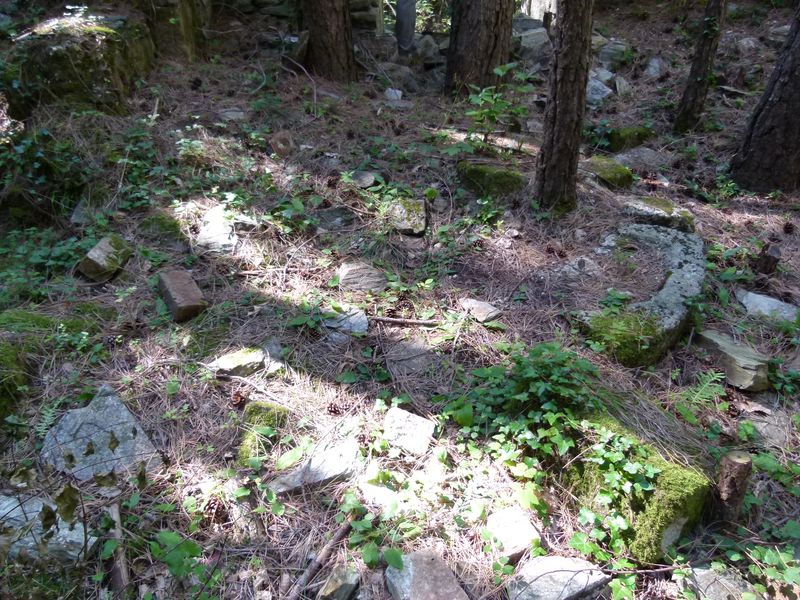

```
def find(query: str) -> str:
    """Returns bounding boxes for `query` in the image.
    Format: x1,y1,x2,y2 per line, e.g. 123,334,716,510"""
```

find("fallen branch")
370,316,442,327
286,516,353,600
108,502,130,592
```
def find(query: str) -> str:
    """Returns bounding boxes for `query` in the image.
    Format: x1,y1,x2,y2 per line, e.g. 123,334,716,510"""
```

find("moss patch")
0,309,94,335
141,212,187,241
237,401,290,467
642,196,675,213
457,161,527,197
586,156,634,188
585,310,663,367
0,340,27,419
608,126,655,152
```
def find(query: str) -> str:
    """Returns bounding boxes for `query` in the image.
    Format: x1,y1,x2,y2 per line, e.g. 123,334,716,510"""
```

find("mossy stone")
141,212,186,241
457,161,527,197
237,401,290,467
607,126,655,152
585,310,664,367
0,309,95,335
0,340,27,419
585,156,634,188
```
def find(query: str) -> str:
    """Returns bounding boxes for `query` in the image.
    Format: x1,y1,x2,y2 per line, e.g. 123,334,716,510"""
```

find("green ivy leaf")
275,445,305,471
384,548,404,569
362,542,380,568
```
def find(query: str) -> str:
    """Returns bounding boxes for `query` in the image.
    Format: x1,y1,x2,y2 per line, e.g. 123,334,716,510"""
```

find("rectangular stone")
157,270,207,322
78,234,132,282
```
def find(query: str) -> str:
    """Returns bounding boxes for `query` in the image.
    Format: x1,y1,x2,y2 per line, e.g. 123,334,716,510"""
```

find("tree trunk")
533,0,594,215
674,0,726,133
715,450,753,524
445,0,515,94
301,0,356,82
730,5,800,192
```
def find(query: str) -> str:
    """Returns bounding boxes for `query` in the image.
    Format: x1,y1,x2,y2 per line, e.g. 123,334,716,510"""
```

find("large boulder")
1,8,155,118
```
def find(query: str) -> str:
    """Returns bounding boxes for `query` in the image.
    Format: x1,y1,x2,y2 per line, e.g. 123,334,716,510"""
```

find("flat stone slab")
269,438,360,493
385,339,438,378
0,494,93,563
385,552,469,600
735,289,798,322
388,197,427,236
678,566,764,600
486,506,541,564
207,347,267,376
41,385,162,483
157,269,207,322
697,330,770,392
324,306,369,344
197,205,239,253
338,261,388,293
77,234,132,282
383,407,435,456
623,197,694,232
506,556,611,600
460,298,502,323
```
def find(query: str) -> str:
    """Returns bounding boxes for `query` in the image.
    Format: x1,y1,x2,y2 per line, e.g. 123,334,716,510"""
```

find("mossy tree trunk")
730,5,800,192
445,0,515,94
673,0,726,133
533,0,594,215
301,0,357,82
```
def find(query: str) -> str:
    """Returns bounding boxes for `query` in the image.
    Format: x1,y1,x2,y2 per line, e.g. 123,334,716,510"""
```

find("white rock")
735,288,798,322
507,555,611,600
485,506,541,564
459,298,502,323
383,407,435,456
197,205,238,253
269,438,360,493
384,88,403,101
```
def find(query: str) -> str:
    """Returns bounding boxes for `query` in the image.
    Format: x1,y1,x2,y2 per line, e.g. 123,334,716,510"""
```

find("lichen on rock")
584,156,634,188
607,126,655,152
237,401,290,467
457,161,527,197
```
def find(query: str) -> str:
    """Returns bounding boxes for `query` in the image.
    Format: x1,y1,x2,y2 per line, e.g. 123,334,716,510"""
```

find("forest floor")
0,1,799,599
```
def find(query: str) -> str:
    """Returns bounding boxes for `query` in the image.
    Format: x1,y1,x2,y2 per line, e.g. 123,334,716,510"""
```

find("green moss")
585,310,664,367
71,302,119,323
237,401,290,467
607,126,655,152
586,156,634,188
457,161,527,197
182,322,230,359
0,309,95,335
0,340,27,419
642,196,675,213
141,212,186,241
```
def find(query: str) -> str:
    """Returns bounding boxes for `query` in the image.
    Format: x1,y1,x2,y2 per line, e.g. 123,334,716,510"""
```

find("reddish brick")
157,270,207,322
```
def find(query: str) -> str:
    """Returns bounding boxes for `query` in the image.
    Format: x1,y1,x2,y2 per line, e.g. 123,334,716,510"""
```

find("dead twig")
108,502,130,592
285,515,353,600
370,316,443,327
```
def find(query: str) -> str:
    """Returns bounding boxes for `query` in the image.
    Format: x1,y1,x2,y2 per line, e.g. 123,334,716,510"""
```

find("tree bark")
301,0,357,82
730,5,800,192
533,0,594,215
445,0,515,94
674,0,726,133
715,450,752,524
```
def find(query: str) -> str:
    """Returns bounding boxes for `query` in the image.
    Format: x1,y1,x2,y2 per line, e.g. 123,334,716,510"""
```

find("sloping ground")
0,1,798,599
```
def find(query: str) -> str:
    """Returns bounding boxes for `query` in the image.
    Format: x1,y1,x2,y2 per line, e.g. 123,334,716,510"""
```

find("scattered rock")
270,438,360,493
457,161,527,197
751,244,781,275
383,407,435,456
0,338,26,419
417,34,445,67
697,330,770,392
517,27,552,65
0,494,93,562
237,401,289,466
197,205,239,253
324,306,369,344
485,506,541,564
157,269,208,322
643,56,666,79
591,32,609,53
592,67,615,85
583,156,634,188
338,261,388,293
385,552,468,600
558,256,602,280
218,107,247,122
736,37,760,56
319,565,360,600
388,197,427,236
208,347,269,376
614,146,672,174
599,39,631,71
77,234,132,282
317,206,356,230
623,197,694,233
41,385,163,483
459,298,502,323
742,393,795,449
615,75,633,97
351,171,378,189
586,77,613,108
607,126,655,152
767,24,791,49
678,566,764,600
384,88,403,101
385,339,438,378
735,289,798,322
507,555,611,600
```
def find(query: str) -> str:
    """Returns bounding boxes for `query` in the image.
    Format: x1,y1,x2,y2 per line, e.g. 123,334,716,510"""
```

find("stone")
557,256,602,280
157,269,207,322
324,306,369,344
41,385,163,483
197,205,239,253
513,15,544,33
697,330,770,392
237,401,289,466
218,107,247,122
317,207,356,231
379,63,420,94
615,75,633,97
623,197,694,233
319,565,360,600
417,34,445,67
457,161,527,197
385,552,468,600
385,339,437,378
599,39,631,71
586,77,613,108
614,147,671,174
751,244,781,275
678,566,764,600
506,556,611,600
208,347,267,376
485,506,541,564
736,37,760,56
384,88,403,101
351,171,378,189
735,289,798,322
522,0,555,20
517,27,552,65
388,197,427,236
643,56,666,79
591,33,609,53
767,24,791,49
338,261,388,293
459,298,502,323
607,126,655,152
134,0,211,61
0,494,93,562
744,398,794,449
270,438,360,493
383,407,435,456
583,156,634,188
77,234,132,282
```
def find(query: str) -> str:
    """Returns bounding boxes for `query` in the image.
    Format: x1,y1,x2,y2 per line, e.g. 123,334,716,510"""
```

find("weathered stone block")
697,330,770,392
507,556,610,600
385,552,468,600
338,261,388,293
383,407,435,456
157,269,207,322
78,234,132,282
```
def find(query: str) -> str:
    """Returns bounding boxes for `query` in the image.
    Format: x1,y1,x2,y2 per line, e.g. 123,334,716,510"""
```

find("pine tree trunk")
715,451,752,524
674,0,726,133
730,5,800,192
533,0,594,215
301,0,356,82
445,0,515,93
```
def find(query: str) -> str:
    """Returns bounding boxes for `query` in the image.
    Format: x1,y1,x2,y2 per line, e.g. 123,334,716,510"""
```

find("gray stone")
513,16,544,33
385,552,468,600
591,33,609,53
338,261,388,293
319,565,360,600
485,506,541,564
380,62,420,93
643,56,666,79
678,566,764,600
522,0,555,20
506,555,611,600
460,298,502,323
351,171,378,189
517,27,552,65
615,75,633,97
77,235,132,282
767,25,791,49
586,77,613,108
599,39,631,71
697,330,770,392
385,339,437,378
324,306,369,344
614,147,671,174
157,269,207,322
417,34,445,67
270,438,360,493
593,67,615,85
317,207,356,230
0,495,93,563
735,289,798,322
736,37,760,56
558,256,602,280
383,407,435,456
208,347,267,376
197,205,238,253
388,197,427,236
622,197,694,232
41,386,163,483
218,108,247,122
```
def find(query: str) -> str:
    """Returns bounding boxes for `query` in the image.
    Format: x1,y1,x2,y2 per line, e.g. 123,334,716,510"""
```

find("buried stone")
77,234,133,282
696,330,770,392
507,555,611,600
